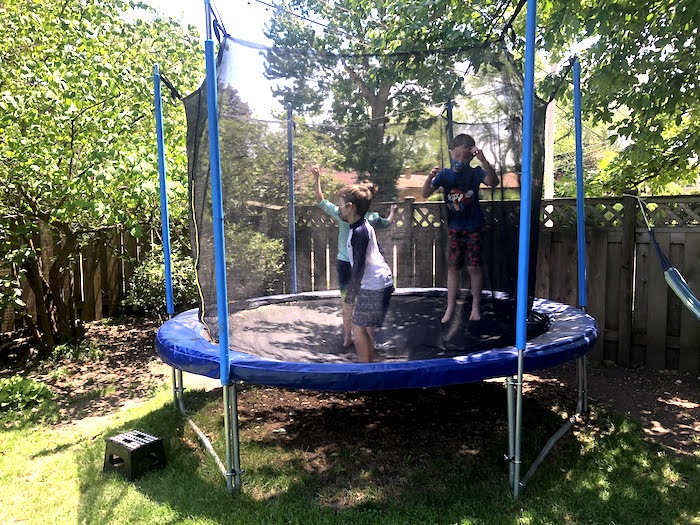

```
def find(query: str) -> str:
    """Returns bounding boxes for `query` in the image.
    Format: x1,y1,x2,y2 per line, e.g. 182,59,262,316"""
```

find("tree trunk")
47,230,81,342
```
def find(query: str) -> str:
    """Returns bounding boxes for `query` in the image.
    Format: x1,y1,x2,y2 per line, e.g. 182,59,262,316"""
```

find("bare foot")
342,340,354,349
441,310,453,324
469,311,481,321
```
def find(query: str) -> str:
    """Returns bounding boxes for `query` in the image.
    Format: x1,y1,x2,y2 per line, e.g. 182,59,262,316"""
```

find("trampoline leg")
513,350,525,500
171,367,178,406
506,376,516,487
577,356,588,413
223,383,242,493
519,355,590,491
171,367,229,483
172,367,185,407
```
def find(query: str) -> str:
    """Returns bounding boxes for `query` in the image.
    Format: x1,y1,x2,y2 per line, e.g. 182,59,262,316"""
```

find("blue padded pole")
573,57,588,309
153,64,174,317
287,102,298,294
513,0,538,501
204,0,240,495
203,2,230,387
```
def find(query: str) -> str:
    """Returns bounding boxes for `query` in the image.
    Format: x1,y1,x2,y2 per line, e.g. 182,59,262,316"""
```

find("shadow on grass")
74,379,700,525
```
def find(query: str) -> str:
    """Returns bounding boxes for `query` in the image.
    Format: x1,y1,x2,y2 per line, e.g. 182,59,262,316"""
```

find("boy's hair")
451,134,476,150
339,180,378,217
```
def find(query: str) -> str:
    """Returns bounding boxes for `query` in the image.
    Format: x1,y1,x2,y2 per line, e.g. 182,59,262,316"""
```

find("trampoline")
152,7,598,496
156,288,598,392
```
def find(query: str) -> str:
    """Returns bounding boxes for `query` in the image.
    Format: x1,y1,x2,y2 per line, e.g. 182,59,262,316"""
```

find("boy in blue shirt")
421,134,498,323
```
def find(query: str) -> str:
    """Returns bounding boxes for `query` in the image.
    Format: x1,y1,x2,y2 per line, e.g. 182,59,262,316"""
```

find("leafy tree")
262,0,518,199
540,0,699,194
0,0,202,353
263,0,698,196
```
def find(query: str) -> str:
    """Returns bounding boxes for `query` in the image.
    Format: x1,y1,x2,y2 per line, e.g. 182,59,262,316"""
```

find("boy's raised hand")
429,165,440,179
470,146,486,162
311,164,321,178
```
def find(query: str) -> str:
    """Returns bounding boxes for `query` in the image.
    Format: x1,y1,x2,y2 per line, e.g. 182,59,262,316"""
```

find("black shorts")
352,286,394,327
337,260,352,298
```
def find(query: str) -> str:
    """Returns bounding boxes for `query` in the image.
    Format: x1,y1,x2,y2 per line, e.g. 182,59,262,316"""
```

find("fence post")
397,197,415,287
617,193,636,366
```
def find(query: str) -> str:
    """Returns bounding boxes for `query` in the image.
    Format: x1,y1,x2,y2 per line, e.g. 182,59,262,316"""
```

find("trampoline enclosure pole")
204,0,238,493
573,56,589,413
446,98,454,151
153,64,174,317
513,0,538,500
573,56,587,311
203,1,231,387
287,102,298,293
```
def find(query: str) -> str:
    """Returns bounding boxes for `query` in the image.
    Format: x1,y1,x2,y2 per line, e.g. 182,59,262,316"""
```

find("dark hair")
339,181,378,217
451,134,475,150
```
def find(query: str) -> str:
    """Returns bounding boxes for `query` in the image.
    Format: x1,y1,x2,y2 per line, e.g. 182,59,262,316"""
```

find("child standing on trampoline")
422,133,498,323
312,165,397,349
337,181,395,363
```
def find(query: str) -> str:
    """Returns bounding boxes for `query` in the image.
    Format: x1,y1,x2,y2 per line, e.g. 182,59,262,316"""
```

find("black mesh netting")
184,35,546,351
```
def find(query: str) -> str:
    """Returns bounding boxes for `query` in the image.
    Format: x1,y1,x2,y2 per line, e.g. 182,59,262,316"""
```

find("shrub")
0,375,53,414
51,340,105,362
122,246,199,318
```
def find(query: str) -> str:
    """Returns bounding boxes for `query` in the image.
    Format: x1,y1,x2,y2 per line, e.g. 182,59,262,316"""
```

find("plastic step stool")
103,430,167,481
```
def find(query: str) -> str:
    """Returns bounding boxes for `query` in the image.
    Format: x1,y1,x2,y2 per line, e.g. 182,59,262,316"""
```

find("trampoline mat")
228,292,548,363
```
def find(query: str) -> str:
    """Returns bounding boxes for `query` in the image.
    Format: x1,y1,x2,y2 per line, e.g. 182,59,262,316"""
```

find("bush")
51,340,104,362
122,246,199,318
0,375,53,414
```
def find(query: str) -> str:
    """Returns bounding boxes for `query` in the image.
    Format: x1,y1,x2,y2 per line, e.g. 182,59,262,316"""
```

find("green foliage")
0,375,53,413
263,0,498,197
225,224,286,299
262,0,697,195
541,0,700,193
0,0,202,349
123,246,198,317
50,340,105,362
389,118,447,175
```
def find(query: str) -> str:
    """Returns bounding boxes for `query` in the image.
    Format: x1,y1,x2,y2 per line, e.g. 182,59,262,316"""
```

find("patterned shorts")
448,228,482,269
352,286,394,327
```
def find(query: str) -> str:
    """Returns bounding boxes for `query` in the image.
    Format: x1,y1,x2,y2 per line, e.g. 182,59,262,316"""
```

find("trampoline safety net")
183,33,546,351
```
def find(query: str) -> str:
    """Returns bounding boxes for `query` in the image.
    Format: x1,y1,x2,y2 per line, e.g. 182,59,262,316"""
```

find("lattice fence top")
540,196,700,229
641,198,700,228
296,196,700,231
297,207,340,229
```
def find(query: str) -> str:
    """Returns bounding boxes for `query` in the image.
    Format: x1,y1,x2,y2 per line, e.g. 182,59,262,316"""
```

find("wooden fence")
3,196,699,374
1,227,153,332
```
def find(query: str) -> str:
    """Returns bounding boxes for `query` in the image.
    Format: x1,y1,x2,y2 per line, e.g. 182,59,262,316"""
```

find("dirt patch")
2,318,698,457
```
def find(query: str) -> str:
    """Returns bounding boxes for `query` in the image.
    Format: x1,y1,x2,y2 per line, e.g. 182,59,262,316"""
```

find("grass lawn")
1,378,699,525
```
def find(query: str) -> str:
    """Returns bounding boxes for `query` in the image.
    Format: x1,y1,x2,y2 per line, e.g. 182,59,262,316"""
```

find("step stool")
103,430,167,481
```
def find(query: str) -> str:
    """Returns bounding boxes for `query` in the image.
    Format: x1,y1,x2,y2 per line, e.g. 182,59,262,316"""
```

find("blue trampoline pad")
155,288,598,392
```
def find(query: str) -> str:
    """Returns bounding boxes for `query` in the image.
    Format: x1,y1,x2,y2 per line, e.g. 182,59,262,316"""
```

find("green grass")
1,387,698,525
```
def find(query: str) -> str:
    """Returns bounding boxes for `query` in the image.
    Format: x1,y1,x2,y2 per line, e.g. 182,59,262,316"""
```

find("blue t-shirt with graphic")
431,166,487,231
